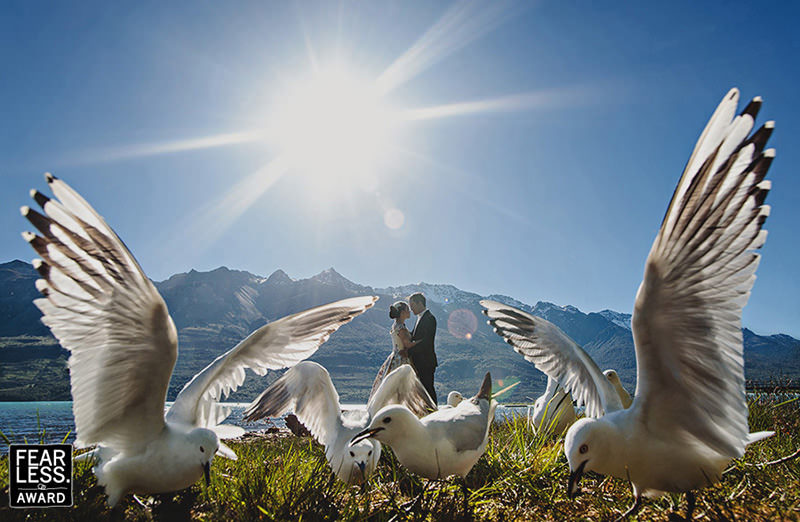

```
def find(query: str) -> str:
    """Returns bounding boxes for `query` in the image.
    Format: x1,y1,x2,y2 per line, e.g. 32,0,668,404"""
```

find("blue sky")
1,1,798,337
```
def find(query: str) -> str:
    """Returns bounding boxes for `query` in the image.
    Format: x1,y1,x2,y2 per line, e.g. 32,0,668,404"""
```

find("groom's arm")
410,314,436,352
423,314,436,345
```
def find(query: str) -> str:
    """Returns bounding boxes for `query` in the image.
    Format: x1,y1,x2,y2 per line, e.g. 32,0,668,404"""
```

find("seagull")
445,390,464,408
530,371,630,437
603,369,632,409
351,372,496,481
21,173,378,506
482,88,776,520
529,375,577,436
242,361,435,484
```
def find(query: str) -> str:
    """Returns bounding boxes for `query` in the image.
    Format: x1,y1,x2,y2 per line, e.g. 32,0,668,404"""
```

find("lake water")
0,402,528,446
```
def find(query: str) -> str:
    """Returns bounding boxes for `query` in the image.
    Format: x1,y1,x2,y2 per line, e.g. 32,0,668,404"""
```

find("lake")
0,402,529,445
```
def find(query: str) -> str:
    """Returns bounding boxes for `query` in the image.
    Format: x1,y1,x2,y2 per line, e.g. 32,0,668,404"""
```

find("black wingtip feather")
33,260,50,279
31,190,50,209
751,151,775,178
24,207,54,237
746,123,774,154
752,186,770,207
740,97,762,120
45,172,56,183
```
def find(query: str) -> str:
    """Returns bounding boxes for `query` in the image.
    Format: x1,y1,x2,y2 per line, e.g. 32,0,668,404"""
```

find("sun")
268,66,397,182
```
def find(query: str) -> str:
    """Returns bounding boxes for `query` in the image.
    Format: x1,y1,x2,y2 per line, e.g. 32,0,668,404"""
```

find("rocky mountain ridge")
1,260,797,402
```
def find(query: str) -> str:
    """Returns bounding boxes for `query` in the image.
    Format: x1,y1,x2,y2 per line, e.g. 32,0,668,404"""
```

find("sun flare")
269,67,397,181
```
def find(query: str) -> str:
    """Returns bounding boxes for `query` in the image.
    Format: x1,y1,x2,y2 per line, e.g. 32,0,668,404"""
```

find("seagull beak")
568,460,587,499
203,461,211,487
358,461,366,474
351,427,383,445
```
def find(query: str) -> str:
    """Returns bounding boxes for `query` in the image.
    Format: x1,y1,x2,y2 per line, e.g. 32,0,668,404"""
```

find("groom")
408,292,438,404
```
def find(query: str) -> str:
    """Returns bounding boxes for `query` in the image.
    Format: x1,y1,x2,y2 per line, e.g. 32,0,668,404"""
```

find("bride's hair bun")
389,301,408,319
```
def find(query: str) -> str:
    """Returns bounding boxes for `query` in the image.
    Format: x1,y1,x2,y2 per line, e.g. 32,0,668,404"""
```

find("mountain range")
1,260,797,403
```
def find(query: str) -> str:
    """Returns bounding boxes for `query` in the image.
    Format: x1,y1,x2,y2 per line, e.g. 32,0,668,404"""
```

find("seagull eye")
349,451,355,457
383,417,392,424
368,450,372,456
200,446,205,453
579,444,588,454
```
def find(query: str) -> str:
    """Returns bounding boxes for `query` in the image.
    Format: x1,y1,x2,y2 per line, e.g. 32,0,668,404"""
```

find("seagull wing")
367,364,437,418
21,174,175,450
481,300,622,417
633,88,774,457
167,296,377,429
424,396,493,452
242,361,344,448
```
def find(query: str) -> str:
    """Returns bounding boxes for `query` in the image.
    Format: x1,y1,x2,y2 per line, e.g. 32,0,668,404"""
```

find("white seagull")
445,390,464,408
242,361,435,484
351,372,496,481
21,173,377,506
530,371,630,437
482,88,776,520
529,375,577,436
603,369,632,409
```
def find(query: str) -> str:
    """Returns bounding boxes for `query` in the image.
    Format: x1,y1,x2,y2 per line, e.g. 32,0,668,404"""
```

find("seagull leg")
460,477,472,521
684,491,696,520
614,483,642,522
397,477,433,514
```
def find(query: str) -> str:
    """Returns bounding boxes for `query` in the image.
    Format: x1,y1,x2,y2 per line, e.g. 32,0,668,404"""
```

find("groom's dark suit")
410,309,438,404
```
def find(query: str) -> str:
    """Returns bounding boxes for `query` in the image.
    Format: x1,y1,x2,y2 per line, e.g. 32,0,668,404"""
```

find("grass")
1,397,798,521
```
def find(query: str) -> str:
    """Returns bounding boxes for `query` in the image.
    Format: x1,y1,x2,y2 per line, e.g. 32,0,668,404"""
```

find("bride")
369,301,418,399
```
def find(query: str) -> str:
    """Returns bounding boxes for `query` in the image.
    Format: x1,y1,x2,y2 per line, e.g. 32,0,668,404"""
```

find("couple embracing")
369,292,438,404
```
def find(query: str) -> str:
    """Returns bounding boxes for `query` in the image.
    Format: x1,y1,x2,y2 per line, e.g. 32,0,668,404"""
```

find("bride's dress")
369,322,413,399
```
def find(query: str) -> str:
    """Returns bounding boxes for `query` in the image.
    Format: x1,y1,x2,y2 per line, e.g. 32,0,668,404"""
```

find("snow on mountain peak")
598,309,632,330
375,282,482,305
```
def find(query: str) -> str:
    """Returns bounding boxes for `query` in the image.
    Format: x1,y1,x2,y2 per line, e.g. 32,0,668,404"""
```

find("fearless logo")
9,444,73,508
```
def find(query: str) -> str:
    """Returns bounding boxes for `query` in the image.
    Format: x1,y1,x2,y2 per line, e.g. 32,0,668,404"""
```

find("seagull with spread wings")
243,361,435,484
482,88,775,520
21,173,377,506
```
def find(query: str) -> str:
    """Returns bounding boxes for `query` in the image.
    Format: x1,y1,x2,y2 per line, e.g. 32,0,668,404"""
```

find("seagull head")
564,417,615,498
188,427,219,486
344,438,379,484
446,391,464,407
603,368,633,409
350,405,416,445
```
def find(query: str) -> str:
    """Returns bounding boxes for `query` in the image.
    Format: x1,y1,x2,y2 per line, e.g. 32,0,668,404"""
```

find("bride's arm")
397,327,417,353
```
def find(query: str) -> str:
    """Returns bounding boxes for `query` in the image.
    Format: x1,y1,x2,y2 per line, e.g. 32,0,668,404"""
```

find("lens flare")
384,208,405,229
447,308,478,340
